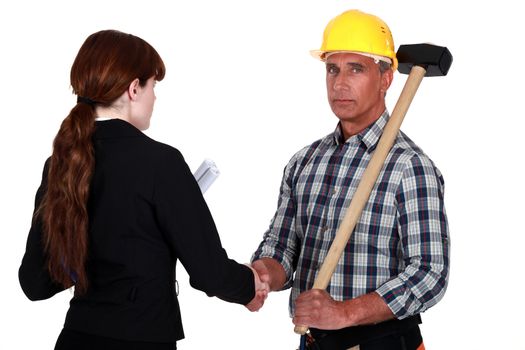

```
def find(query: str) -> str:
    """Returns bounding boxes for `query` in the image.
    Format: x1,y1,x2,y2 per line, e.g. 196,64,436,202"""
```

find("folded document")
193,159,220,194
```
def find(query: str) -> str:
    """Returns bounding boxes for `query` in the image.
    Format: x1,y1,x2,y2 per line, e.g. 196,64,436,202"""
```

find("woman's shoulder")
139,137,190,174
146,138,183,160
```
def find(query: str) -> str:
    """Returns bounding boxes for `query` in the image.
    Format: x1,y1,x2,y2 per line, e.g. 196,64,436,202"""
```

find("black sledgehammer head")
397,44,453,77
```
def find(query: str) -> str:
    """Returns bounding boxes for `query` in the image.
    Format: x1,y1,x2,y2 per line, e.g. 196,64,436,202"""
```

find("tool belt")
305,314,422,350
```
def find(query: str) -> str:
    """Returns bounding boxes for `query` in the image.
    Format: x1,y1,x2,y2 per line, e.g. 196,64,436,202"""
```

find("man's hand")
293,289,395,329
293,289,348,330
244,265,270,312
251,258,286,291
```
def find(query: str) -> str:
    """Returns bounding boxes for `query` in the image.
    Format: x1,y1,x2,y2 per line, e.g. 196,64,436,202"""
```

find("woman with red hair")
19,29,267,350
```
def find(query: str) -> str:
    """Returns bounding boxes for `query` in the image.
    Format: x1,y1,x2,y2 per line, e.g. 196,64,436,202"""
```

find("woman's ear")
128,78,140,101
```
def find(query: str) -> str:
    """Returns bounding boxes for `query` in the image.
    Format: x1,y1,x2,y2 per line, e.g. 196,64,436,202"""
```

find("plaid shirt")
253,111,449,320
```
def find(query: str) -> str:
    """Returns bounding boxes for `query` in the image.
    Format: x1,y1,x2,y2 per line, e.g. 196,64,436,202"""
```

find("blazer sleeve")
153,148,255,305
19,159,67,301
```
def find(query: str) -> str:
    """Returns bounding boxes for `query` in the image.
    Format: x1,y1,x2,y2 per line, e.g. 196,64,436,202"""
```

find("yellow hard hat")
311,9,398,71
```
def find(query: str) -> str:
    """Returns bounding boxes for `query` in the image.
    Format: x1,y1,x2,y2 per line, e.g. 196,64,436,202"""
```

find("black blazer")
19,119,254,343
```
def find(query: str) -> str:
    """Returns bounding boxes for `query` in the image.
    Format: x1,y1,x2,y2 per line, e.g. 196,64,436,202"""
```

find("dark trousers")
359,325,423,350
308,315,423,350
55,329,177,350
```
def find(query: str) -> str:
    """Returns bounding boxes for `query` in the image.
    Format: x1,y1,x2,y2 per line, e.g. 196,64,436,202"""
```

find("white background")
1,1,523,349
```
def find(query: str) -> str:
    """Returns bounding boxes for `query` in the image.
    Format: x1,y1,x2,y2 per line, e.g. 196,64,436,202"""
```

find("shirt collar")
332,110,390,151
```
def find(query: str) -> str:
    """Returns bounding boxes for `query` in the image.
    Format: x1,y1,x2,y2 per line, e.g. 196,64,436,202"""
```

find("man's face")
325,53,392,132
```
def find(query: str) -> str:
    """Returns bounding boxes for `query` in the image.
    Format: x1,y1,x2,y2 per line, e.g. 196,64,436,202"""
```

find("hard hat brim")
310,50,325,61
310,49,397,71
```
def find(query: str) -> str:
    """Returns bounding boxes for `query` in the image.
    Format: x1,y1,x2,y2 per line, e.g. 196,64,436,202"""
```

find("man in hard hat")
251,9,449,350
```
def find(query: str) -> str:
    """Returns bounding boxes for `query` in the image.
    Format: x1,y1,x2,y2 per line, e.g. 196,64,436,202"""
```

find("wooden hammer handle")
294,65,427,335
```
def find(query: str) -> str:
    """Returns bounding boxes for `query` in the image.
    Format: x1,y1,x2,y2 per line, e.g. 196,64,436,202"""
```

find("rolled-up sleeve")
376,154,450,319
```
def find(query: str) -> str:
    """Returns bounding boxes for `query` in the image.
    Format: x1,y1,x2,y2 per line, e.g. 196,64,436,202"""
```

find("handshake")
244,260,272,312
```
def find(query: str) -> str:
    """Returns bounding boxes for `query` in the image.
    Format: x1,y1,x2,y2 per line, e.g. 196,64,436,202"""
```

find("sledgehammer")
294,43,452,335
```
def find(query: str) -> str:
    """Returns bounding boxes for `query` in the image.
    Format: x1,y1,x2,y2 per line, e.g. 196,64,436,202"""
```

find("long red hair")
38,30,165,294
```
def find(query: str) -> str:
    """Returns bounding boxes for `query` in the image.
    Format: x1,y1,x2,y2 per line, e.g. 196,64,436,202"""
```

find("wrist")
342,292,395,327
342,299,360,327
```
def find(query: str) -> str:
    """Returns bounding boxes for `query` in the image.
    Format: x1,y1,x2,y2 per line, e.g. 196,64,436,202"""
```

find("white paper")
193,159,220,194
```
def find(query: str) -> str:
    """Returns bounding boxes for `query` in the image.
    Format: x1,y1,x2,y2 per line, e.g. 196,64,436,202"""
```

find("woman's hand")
244,265,270,312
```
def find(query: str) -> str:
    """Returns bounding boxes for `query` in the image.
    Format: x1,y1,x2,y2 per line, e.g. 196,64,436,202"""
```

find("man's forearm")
293,289,395,330
343,291,395,326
